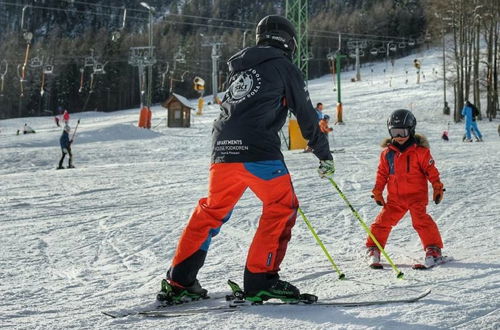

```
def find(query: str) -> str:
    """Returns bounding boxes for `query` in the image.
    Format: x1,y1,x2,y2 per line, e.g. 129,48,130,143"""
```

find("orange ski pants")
366,201,443,250
169,161,298,286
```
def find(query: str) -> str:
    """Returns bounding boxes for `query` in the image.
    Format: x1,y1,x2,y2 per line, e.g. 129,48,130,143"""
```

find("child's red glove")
432,182,445,204
371,189,385,206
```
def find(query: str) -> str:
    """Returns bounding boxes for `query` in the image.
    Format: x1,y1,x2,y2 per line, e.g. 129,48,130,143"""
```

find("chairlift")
370,48,378,56
408,39,416,46
43,64,53,74
180,71,189,82
359,50,365,57
389,44,397,52
111,31,121,42
416,36,425,44
84,57,95,67
93,62,105,74
175,53,186,64
349,51,356,58
0,60,7,96
378,46,386,54
23,31,33,42
175,49,186,64
30,57,42,68
398,42,407,49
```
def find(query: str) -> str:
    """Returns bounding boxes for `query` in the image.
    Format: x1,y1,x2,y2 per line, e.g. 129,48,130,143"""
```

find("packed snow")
1,47,499,329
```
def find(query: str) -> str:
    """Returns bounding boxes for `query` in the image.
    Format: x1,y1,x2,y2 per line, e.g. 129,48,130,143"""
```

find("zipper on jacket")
407,156,410,173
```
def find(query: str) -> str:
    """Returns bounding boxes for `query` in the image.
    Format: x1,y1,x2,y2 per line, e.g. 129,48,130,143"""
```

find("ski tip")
396,271,404,279
412,264,428,270
338,273,346,280
102,311,118,318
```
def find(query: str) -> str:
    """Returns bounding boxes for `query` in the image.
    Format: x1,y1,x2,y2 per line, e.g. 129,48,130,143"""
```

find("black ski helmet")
256,15,297,56
387,109,417,137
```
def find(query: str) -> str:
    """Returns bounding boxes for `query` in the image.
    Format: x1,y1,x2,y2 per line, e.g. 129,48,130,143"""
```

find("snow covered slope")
1,47,499,329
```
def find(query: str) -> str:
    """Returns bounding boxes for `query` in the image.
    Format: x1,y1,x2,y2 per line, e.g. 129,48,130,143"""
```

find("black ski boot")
156,279,208,305
245,279,301,303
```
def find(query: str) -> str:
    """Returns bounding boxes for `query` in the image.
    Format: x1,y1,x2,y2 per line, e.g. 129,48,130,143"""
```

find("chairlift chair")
370,48,378,56
84,57,94,67
43,64,53,74
30,57,42,68
93,63,104,74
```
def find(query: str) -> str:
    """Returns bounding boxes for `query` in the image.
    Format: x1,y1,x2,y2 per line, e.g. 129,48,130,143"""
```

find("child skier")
367,109,445,268
58,124,74,169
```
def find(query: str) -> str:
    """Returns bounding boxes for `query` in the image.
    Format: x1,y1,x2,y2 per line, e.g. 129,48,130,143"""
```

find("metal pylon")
286,0,309,81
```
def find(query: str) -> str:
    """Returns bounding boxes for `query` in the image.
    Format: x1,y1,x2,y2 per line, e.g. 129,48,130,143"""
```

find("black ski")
101,294,227,318
102,280,432,318
133,289,432,317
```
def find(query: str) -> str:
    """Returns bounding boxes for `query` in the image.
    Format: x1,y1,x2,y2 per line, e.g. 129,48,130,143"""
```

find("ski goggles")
389,127,410,138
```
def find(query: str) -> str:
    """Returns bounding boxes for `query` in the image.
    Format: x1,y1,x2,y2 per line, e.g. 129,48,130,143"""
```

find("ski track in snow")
1,48,499,329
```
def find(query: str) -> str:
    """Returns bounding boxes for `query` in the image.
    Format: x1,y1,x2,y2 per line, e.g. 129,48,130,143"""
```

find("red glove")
371,189,385,206
432,182,445,205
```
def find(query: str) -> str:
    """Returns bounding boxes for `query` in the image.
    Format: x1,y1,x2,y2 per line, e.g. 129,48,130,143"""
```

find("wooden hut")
164,93,194,128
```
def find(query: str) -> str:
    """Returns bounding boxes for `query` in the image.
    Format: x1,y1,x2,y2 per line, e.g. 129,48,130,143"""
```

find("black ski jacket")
211,46,332,163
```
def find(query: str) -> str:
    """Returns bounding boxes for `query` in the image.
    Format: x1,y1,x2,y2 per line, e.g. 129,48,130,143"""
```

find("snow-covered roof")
169,93,195,110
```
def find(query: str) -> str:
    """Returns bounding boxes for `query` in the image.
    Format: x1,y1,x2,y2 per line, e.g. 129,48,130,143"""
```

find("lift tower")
286,0,309,81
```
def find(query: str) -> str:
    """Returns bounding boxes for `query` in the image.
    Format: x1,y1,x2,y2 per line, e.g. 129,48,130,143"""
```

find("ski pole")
71,119,80,142
297,207,345,280
327,178,404,279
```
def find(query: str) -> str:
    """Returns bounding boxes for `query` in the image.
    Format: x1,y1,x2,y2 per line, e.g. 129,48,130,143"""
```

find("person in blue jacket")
315,102,326,120
461,101,483,142
58,125,74,169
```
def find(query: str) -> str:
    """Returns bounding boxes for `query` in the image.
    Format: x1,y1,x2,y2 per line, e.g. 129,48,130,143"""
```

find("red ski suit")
366,135,443,250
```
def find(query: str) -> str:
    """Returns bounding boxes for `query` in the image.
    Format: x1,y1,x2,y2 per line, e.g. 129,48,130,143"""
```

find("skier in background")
54,106,64,127
63,109,70,124
367,109,446,269
461,101,483,142
17,123,36,135
314,102,325,120
58,124,74,169
305,102,332,152
159,15,334,304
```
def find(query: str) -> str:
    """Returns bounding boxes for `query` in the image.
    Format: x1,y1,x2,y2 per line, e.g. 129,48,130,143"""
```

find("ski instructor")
159,15,335,304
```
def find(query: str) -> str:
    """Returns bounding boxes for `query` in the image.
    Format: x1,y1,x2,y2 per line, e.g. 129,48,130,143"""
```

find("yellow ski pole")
297,207,345,280
327,178,404,279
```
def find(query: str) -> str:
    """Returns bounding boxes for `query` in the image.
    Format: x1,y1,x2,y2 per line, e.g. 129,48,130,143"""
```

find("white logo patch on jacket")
228,69,262,104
